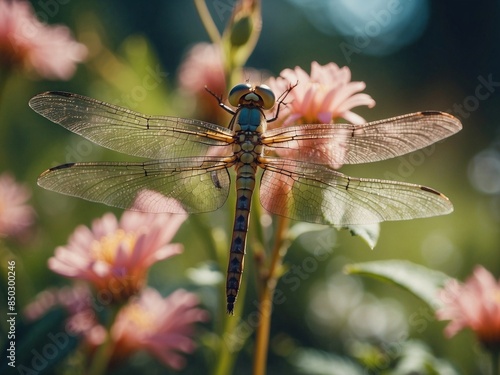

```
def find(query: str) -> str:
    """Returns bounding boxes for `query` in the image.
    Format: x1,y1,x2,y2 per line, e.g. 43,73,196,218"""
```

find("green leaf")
288,222,330,242
393,340,460,375
289,222,378,249
292,348,366,375
341,223,380,249
344,260,451,309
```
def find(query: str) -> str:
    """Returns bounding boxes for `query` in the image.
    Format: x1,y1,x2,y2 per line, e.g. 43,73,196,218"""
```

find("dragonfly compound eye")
229,83,252,107
254,84,276,110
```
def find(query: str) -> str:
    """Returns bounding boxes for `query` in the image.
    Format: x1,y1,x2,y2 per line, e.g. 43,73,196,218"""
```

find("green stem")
189,214,220,264
492,348,500,375
0,66,13,127
213,190,248,375
0,66,10,98
87,305,121,375
194,0,221,44
213,277,247,375
250,184,266,295
252,216,289,375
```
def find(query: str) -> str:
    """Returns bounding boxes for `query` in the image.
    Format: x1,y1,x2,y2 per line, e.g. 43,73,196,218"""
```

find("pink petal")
329,81,367,112
335,93,376,115
341,111,367,125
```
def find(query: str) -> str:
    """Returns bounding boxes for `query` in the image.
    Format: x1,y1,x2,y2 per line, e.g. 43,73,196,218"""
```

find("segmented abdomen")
226,164,255,314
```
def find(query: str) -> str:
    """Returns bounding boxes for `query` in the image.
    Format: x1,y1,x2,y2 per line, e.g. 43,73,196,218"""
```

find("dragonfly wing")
38,157,231,213
259,158,453,225
29,92,234,159
262,111,462,165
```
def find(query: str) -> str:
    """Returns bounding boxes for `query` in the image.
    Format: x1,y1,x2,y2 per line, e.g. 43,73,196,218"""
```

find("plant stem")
0,66,12,127
252,215,289,375
492,347,500,375
87,305,120,375
213,254,248,375
194,0,221,44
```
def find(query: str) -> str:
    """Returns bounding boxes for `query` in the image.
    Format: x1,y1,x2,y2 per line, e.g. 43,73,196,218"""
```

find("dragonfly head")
228,83,276,110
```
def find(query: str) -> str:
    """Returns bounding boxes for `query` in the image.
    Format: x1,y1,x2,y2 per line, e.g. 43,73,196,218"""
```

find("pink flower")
24,284,106,347
0,172,35,238
111,288,209,370
25,285,208,370
177,42,228,123
0,0,87,80
24,283,92,321
178,42,226,100
177,42,266,122
436,266,500,348
262,62,375,170
266,61,375,127
48,205,187,303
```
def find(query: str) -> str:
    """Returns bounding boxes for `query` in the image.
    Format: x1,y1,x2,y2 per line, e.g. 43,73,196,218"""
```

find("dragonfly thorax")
232,110,265,157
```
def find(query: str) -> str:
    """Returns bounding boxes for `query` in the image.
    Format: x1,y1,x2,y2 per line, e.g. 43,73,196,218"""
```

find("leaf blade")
344,260,451,309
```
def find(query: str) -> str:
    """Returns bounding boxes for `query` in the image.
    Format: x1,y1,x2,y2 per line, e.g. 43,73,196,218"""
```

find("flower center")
493,289,500,304
125,304,155,333
0,190,6,213
91,229,137,264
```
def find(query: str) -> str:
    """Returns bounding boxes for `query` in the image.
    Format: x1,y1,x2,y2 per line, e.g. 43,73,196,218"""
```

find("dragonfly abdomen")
226,163,256,314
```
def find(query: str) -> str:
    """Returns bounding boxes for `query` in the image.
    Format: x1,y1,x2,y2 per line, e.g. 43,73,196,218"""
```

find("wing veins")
29,91,235,159
262,111,462,165
260,158,452,225
38,158,232,213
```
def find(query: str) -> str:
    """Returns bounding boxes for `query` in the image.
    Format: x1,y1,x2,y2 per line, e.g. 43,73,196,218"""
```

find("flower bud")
230,15,253,47
223,0,261,68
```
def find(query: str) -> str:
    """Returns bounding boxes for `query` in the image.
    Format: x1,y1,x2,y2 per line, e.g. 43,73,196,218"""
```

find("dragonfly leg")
205,86,236,115
267,81,298,123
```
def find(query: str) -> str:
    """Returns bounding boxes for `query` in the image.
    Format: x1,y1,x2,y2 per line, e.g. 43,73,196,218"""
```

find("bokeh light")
468,148,500,195
286,0,429,55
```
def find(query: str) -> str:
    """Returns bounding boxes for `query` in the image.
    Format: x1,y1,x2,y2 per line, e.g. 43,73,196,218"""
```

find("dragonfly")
30,83,462,314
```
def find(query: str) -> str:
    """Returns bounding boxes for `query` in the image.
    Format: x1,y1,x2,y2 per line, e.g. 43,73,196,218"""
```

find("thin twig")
252,215,289,375
194,0,221,44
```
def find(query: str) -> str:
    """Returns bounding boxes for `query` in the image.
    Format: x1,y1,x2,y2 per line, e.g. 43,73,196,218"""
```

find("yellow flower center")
492,289,500,304
125,304,155,333
91,229,137,264
0,196,5,215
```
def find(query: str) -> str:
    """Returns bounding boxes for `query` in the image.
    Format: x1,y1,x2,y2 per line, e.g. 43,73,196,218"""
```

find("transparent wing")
262,111,462,165
259,158,453,225
37,157,231,213
29,91,235,159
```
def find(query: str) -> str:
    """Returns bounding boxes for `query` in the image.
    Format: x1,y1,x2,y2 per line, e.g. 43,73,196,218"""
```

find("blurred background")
1,0,499,374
